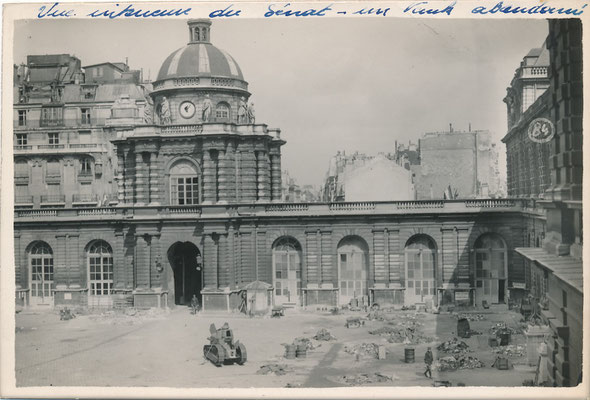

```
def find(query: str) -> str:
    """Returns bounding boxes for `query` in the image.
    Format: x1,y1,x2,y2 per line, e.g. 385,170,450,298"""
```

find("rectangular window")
16,134,27,146
81,108,91,125
41,107,63,126
18,110,27,126
81,158,92,175
172,176,199,205
48,132,59,145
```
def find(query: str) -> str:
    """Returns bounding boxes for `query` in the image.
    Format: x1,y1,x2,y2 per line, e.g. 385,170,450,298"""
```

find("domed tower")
110,19,284,207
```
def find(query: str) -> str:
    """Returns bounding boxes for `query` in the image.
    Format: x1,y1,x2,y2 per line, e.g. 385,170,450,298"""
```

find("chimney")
469,122,472,132
449,123,453,133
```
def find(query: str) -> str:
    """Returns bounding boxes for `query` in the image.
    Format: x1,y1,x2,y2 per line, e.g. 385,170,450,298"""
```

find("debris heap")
313,328,336,341
257,364,291,376
435,355,485,371
492,344,525,357
454,313,486,321
344,343,382,359
437,338,470,355
337,373,393,386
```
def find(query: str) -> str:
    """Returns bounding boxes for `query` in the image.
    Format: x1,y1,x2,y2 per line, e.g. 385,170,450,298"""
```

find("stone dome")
157,43,244,81
156,19,244,83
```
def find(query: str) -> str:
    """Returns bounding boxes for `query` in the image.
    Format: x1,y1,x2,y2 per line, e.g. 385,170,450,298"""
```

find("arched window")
169,160,200,205
193,27,200,42
29,242,54,304
88,241,113,296
338,236,369,305
474,233,507,304
273,237,302,306
404,235,436,305
215,102,230,121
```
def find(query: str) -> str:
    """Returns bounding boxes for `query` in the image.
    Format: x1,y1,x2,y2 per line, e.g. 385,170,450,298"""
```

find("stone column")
202,150,217,204
114,231,126,290
134,152,145,205
257,151,271,202
148,152,161,205
124,148,134,204
269,149,282,202
116,149,126,204
55,234,67,289
150,233,164,288
240,146,257,202
218,147,235,203
218,234,230,288
66,234,80,288
203,234,218,288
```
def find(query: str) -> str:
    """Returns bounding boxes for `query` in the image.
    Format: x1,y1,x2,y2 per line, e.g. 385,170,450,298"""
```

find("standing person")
424,347,433,378
202,94,213,122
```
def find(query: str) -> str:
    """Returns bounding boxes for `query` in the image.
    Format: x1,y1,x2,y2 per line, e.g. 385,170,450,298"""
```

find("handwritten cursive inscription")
472,1,586,15
404,1,456,15
38,3,75,18
87,4,192,18
264,3,333,17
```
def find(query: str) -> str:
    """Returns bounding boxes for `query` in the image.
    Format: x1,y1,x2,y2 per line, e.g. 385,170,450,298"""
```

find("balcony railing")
40,194,65,203
13,143,105,154
14,118,108,130
14,198,528,221
15,195,33,204
72,194,99,203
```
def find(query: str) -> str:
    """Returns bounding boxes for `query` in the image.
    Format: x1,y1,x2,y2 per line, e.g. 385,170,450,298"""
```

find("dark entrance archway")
167,242,202,306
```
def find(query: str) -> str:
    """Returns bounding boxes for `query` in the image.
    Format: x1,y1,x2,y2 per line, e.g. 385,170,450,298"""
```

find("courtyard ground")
14,305,536,388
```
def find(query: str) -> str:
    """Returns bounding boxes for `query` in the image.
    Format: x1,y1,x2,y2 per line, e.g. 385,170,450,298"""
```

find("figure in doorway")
190,294,200,314
424,347,433,378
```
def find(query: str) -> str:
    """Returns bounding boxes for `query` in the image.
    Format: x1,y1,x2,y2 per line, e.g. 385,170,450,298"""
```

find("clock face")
179,101,196,119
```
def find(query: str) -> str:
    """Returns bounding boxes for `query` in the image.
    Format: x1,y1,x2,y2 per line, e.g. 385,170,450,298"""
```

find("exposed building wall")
416,130,502,200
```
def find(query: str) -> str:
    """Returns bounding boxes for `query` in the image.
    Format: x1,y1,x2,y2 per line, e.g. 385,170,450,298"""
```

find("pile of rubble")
313,328,336,341
437,338,470,355
454,313,486,321
344,343,382,359
434,355,484,372
257,364,291,376
492,344,525,357
369,319,433,344
490,322,519,336
336,373,393,386
292,337,320,351
88,308,169,325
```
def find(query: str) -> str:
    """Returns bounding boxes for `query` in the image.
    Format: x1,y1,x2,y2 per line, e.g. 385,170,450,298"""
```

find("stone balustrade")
14,198,528,222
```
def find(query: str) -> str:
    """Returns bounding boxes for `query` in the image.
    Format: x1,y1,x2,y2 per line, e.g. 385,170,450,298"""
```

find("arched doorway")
474,233,507,305
28,241,54,307
167,242,202,306
272,237,302,307
404,235,437,306
337,236,369,305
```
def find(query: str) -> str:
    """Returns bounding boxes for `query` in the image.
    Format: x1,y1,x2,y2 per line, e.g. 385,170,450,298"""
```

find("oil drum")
404,348,415,363
285,344,296,359
296,344,307,358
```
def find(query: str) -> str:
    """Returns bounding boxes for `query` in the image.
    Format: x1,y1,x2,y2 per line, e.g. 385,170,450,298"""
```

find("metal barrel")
285,344,296,359
296,344,307,358
404,348,415,363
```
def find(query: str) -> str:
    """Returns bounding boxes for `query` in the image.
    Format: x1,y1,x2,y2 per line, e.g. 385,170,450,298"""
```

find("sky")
13,18,549,187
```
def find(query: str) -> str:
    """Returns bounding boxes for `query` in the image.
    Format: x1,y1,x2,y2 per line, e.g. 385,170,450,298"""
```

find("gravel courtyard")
15,306,536,388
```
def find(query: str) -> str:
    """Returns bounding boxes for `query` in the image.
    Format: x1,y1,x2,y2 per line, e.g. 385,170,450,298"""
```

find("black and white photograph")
0,1,586,397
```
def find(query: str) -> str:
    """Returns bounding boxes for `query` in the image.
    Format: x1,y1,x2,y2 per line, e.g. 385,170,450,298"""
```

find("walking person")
424,347,433,378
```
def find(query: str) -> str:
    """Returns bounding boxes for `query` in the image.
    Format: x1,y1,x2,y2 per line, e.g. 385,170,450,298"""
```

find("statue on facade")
237,97,248,124
143,96,154,124
159,96,172,125
247,102,256,124
202,94,213,122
